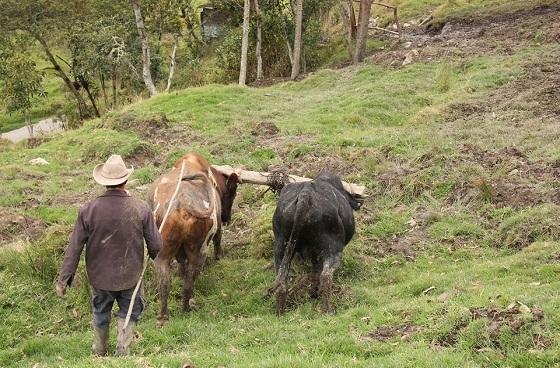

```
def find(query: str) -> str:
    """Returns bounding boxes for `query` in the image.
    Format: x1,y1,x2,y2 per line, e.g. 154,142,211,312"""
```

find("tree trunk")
341,1,357,58
112,69,118,109
131,0,158,97
290,0,303,80
32,32,88,119
286,40,294,67
239,0,251,86
165,36,178,92
347,0,357,39
25,113,33,138
100,73,109,110
354,0,371,64
83,82,101,117
302,47,306,74
254,0,263,81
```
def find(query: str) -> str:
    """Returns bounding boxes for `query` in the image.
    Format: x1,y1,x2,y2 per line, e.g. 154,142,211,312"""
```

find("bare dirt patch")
282,272,355,311
447,145,560,208
376,142,560,211
362,324,422,342
369,5,560,67
101,112,204,165
433,304,548,349
0,208,46,246
282,152,359,178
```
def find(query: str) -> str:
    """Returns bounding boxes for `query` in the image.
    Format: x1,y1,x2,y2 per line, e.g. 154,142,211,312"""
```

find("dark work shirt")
57,189,161,291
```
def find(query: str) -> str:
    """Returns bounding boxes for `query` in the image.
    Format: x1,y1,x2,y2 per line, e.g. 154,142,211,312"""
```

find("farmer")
55,154,162,356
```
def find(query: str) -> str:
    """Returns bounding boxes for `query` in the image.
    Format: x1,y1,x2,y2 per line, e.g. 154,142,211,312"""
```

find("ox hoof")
182,298,197,313
265,282,280,299
321,304,334,315
156,315,169,327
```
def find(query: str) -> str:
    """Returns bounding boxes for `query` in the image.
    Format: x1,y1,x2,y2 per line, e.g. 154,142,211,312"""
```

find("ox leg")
319,253,341,314
267,238,296,315
182,248,205,313
309,255,322,299
155,255,172,325
182,264,195,312
213,225,223,261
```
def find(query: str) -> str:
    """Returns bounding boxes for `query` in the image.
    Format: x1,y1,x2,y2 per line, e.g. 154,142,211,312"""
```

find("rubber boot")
92,325,109,356
116,318,135,356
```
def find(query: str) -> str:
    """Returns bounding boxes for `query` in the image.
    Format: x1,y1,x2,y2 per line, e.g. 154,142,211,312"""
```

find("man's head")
106,180,128,190
92,155,134,187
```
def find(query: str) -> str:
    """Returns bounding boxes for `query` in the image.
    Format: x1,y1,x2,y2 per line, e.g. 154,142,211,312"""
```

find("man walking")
56,155,162,356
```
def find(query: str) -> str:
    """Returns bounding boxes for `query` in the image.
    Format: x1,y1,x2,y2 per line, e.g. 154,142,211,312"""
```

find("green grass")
1,1,560,366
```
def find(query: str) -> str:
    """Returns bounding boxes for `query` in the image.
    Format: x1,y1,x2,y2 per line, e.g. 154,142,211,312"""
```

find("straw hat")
92,155,134,186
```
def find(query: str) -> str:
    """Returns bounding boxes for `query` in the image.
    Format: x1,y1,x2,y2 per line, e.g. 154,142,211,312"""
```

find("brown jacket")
58,189,161,291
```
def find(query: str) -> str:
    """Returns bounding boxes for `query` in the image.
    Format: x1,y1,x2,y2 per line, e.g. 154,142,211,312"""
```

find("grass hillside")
1,1,560,367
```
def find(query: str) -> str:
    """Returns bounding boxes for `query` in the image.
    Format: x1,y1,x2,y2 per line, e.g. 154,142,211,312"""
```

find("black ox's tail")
282,189,312,263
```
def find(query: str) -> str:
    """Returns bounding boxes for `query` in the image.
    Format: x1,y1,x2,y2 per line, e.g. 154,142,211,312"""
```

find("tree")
341,0,357,58
239,0,251,86
165,35,179,92
0,0,94,119
291,0,304,80
253,0,263,81
0,37,45,136
130,0,158,96
353,0,371,64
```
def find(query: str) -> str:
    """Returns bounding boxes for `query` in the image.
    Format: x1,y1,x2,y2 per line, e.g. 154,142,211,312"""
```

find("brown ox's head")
213,171,239,225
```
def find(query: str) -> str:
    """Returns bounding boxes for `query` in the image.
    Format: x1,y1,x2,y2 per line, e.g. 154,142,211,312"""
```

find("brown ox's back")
150,152,221,324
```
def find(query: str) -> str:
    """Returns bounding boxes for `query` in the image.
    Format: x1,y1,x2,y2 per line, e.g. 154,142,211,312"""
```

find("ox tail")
284,189,312,262
271,188,313,309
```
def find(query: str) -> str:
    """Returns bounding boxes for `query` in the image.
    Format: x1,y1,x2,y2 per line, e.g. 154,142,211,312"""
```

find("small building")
201,7,230,40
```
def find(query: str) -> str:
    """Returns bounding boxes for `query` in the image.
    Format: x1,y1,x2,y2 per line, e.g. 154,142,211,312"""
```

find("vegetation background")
1,0,560,367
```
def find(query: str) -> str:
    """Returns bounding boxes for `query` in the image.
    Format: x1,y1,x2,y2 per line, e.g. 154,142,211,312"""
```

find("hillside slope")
1,2,560,367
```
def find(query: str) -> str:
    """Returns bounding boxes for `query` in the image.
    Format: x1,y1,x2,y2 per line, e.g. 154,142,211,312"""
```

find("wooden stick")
122,160,186,330
211,165,367,199
370,26,400,35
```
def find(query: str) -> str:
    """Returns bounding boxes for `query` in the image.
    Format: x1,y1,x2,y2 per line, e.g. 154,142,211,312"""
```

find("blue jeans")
91,286,145,327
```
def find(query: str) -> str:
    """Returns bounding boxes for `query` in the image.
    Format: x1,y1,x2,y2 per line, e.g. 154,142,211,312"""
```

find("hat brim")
92,164,134,186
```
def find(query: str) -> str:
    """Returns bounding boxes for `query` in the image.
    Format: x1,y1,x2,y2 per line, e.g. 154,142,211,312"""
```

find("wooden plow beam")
212,165,368,200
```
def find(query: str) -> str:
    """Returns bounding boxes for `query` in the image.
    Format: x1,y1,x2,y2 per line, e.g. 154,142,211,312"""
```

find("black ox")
267,172,361,314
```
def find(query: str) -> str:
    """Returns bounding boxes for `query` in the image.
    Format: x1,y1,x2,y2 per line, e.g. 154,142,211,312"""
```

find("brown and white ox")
148,152,238,324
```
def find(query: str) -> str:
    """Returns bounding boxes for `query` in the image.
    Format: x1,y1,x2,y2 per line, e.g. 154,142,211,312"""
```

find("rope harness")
265,170,291,194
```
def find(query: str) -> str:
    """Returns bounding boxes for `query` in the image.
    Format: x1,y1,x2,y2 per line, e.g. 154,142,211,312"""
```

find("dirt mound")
0,209,46,246
251,122,280,137
362,324,422,342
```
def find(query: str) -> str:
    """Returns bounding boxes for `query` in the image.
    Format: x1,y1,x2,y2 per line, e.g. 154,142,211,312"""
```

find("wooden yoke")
212,165,368,200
